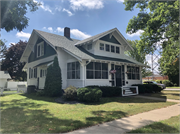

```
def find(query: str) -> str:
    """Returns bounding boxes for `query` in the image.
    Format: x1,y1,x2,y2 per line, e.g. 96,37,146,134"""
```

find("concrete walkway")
164,88,180,91
66,97,180,134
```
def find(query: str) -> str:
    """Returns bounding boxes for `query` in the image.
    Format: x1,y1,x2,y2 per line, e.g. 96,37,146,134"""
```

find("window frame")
127,66,140,80
37,41,44,58
67,61,80,79
86,62,108,79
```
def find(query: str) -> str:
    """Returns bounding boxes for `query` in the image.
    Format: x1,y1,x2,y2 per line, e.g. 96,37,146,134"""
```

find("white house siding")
0,79,7,88
57,47,83,89
85,79,111,87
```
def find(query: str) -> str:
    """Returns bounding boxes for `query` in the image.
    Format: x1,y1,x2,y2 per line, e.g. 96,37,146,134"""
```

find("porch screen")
86,62,108,79
67,62,80,79
127,66,140,80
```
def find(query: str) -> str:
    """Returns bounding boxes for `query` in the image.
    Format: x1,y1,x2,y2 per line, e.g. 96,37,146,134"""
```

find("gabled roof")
74,28,134,51
20,28,148,67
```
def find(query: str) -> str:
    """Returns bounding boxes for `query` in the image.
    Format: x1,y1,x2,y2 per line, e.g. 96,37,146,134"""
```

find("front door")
115,65,122,87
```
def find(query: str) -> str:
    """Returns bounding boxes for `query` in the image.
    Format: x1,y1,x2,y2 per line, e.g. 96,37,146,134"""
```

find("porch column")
124,64,127,86
108,63,111,86
80,60,86,87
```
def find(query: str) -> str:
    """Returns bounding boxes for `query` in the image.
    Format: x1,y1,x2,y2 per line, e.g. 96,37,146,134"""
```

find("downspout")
84,60,91,87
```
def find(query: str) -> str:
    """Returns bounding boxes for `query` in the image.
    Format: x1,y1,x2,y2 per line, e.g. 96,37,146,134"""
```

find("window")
87,44,92,50
29,68,37,79
86,62,108,79
100,43,104,50
105,44,110,52
67,62,80,79
37,42,44,57
116,46,120,54
111,45,115,53
127,66,140,80
40,68,47,77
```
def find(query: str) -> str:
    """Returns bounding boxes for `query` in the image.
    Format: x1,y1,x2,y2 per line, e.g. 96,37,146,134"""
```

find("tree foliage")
1,0,40,32
1,40,27,81
123,0,179,84
0,39,7,59
126,39,152,78
44,57,62,97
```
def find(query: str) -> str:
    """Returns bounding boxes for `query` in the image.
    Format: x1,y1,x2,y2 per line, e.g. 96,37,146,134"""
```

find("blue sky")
2,0,144,47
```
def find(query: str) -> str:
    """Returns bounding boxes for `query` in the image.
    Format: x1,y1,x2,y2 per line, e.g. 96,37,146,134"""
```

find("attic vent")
64,27,70,38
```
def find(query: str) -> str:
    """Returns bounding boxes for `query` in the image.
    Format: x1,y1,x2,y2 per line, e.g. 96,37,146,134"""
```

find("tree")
125,39,152,78
1,40,27,81
0,39,7,59
44,57,62,97
1,0,41,32
123,0,179,83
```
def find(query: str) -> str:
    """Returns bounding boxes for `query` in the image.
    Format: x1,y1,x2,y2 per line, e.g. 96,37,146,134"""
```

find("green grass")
166,87,180,89
3,91,17,94
0,93,177,133
148,90,180,100
128,115,180,133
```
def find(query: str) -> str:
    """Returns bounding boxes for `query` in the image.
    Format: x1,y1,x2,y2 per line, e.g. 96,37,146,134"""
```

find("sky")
1,0,157,73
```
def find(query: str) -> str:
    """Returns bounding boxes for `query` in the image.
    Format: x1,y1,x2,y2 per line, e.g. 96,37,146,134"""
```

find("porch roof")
34,60,53,68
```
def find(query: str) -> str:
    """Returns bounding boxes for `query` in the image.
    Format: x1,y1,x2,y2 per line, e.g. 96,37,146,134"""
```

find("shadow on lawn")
1,100,85,133
128,122,179,133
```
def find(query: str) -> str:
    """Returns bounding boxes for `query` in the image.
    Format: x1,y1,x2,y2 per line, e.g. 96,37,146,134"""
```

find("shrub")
36,90,45,96
44,57,62,97
77,87,102,102
27,85,36,94
86,85,122,97
162,80,173,87
64,86,77,101
132,84,162,94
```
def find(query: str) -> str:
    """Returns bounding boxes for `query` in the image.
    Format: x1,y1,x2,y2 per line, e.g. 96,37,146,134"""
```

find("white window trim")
98,40,121,54
37,41,44,58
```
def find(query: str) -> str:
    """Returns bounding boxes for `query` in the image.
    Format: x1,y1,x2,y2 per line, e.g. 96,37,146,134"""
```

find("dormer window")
100,43,104,50
37,41,44,57
116,46,120,53
111,45,115,53
105,44,110,51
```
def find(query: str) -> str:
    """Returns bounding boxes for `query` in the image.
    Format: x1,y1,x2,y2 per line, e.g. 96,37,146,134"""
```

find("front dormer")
75,28,133,59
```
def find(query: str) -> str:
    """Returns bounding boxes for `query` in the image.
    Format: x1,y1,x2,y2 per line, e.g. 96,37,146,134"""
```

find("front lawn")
0,93,177,133
166,87,180,89
3,91,17,94
148,90,180,100
128,115,180,133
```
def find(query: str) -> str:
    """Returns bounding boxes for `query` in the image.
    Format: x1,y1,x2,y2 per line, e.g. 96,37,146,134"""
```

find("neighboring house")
0,71,11,88
142,75,168,81
20,27,148,89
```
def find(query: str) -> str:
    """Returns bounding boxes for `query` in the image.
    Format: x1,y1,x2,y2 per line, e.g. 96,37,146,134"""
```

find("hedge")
86,85,122,97
132,84,162,94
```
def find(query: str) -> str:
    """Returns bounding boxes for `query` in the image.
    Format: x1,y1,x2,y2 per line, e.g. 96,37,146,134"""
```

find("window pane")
95,71,101,79
127,73,131,79
76,62,80,70
136,67,139,73
111,64,114,70
116,46,119,53
87,71,94,79
38,45,40,57
102,63,108,70
87,62,93,70
72,71,75,79
40,69,42,77
67,71,71,79
41,44,44,56
100,43,104,50
95,62,101,70
122,65,124,72
106,44,110,52
72,62,75,70
102,71,108,79
67,63,72,70
127,66,131,73
76,71,80,79
111,45,115,52
136,74,140,80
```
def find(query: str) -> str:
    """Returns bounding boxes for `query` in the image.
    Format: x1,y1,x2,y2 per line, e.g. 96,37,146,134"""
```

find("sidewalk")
66,97,180,134
164,88,180,91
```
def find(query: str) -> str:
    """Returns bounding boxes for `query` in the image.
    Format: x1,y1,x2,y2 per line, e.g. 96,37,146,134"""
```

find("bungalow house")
20,27,148,89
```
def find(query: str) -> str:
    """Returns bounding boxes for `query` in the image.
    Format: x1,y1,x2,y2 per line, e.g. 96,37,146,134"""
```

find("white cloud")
16,31,31,39
69,0,104,11
127,30,144,37
117,0,124,3
71,29,91,39
8,42,15,47
55,6,62,12
47,27,53,33
33,0,54,14
56,27,64,33
62,8,74,16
